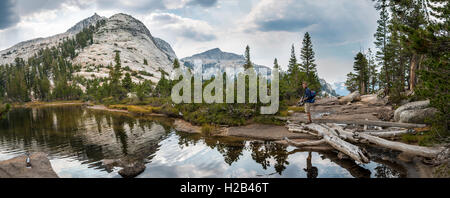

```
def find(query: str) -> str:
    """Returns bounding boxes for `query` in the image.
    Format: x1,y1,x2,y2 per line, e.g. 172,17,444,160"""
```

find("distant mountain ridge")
180,48,271,77
319,78,338,97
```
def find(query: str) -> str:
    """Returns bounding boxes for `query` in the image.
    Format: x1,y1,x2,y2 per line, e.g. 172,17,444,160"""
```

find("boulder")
394,100,430,122
338,91,361,104
118,162,146,178
398,108,438,124
0,152,58,178
360,94,387,106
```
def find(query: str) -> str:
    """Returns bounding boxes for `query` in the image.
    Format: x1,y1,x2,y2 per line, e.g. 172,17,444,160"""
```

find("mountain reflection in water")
0,106,407,178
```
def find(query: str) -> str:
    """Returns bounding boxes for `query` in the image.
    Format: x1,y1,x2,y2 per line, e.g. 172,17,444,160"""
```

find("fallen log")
362,129,413,138
286,123,319,136
323,123,444,159
354,132,444,158
278,117,426,128
304,123,370,163
284,137,326,147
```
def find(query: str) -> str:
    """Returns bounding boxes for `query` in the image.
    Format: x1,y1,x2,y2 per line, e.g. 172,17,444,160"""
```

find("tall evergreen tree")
173,58,180,69
300,32,317,76
243,45,253,69
366,48,379,93
287,45,299,75
353,52,370,94
122,73,133,92
374,0,391,94
415,0,449,137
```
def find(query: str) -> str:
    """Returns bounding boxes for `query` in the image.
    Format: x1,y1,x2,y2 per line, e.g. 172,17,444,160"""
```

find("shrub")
201,124,215,134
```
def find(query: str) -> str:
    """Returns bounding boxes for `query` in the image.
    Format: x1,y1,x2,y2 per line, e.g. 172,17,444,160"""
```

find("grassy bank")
103,97,287,127
11,100,85,108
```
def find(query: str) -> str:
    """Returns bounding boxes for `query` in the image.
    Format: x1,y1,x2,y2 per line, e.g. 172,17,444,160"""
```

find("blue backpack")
310,90,316,103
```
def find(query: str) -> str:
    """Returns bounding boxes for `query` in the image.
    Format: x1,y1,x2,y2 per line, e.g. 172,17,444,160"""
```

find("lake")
0,105,410,178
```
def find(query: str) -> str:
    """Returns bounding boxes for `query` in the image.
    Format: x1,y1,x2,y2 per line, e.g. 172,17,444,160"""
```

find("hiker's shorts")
304,103,311,113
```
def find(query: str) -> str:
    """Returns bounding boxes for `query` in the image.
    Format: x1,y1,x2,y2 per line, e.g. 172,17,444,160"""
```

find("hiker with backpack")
301,81,316,123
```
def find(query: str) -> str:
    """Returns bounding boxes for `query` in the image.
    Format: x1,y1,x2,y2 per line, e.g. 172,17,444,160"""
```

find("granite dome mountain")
0,13,177,83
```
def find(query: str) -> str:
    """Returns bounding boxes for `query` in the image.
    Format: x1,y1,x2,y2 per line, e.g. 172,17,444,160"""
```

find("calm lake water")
0,105,409,178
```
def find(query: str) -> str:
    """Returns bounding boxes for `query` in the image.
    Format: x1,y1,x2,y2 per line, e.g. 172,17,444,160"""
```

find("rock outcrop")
174,119,202,134
0,152,58,178
360,94,387,106
338,91,361,104
394,100,437,124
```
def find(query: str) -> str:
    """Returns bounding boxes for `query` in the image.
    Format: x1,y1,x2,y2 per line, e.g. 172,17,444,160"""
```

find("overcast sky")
0,0,379,83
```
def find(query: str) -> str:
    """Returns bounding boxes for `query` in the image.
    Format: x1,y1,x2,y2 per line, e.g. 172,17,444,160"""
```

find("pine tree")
122,73,133,92
390,0,428,92
374,0,390,94
287,45,299,75
353,52,369,94
173,58,180,69
345,72,359,93
243,45,253,69
415,0,449,137
109,51,126,100
300,32,317,76
299,32,321,93
366,48,378,93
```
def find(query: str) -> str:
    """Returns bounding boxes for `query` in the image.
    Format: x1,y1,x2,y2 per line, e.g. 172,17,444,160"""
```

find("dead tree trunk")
304,124,370,163
322,124,444,159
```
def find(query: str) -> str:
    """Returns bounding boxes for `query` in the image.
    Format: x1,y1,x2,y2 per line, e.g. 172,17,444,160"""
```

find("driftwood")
322,123,445,159
278,117,426,128
287,123,370,163
284,138,326,147
304,123,370,163
362,129,412,138
285,122,446,163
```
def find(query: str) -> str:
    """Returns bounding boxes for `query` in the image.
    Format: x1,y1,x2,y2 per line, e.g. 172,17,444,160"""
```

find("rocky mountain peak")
106,13,153,39
188,48,243,61
66,13,106,34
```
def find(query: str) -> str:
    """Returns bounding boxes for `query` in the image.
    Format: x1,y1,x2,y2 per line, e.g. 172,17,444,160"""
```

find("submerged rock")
118,162,146,178
0,152,58,178
338,91,361,104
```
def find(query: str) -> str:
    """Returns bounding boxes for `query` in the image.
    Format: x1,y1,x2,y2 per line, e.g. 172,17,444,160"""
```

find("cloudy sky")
0,0,379,83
